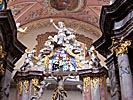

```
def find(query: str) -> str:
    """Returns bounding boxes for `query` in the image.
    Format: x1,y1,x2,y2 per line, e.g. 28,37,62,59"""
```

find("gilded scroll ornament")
32,78,41,96
0,44,6,75
18,81,23,95
99,77,103,88
83,77,90,93
92,77,98,88
109,37,131,56
24,80,29,93
0,63,4,75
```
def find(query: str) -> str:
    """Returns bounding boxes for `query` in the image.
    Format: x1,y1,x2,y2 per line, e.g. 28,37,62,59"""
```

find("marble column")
118,54,133,100
0,69,12,100
109,38,133,100
106,54,120,100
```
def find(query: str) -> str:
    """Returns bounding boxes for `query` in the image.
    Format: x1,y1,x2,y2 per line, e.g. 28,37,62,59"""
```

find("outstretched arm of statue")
50,19,60,30
63,74,71,82
51,74,58,82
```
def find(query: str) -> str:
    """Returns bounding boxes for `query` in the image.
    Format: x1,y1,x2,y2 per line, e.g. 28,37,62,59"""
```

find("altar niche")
14,19,108,100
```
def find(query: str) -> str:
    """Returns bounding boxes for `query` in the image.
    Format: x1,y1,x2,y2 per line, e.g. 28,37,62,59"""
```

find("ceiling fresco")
8,0,109,37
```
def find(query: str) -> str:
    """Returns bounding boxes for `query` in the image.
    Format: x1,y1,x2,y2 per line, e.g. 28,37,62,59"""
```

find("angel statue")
16,23,27,33
20,48,38,71
49,19,74,46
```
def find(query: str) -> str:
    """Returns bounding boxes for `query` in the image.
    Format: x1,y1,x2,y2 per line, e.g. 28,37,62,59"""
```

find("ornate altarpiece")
14,24,108,100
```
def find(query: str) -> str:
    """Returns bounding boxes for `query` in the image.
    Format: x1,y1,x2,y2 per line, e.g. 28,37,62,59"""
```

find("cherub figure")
20,48,37,71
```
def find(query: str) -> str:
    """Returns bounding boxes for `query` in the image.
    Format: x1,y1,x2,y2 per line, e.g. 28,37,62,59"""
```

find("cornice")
93,0,133,57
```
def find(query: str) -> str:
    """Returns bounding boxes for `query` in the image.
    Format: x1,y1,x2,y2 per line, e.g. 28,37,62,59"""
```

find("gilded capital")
109,37,131,56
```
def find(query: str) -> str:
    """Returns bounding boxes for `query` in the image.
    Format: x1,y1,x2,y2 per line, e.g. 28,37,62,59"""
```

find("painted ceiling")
8,0,109,38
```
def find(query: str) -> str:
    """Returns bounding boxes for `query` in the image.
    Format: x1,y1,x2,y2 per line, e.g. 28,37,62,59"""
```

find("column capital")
109,37,131,56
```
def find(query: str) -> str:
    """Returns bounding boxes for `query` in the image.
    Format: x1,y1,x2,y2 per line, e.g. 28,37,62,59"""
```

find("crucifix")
49,66,77,100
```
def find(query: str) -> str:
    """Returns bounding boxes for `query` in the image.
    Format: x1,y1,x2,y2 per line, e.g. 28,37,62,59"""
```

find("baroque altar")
14,19,108,100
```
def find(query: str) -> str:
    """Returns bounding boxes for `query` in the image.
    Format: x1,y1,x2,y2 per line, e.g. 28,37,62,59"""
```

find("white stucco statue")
50,19,74,46
88,46,101,68
20,48,37,71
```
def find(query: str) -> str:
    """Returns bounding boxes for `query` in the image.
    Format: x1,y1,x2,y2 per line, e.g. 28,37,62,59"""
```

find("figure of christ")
51,74,71,100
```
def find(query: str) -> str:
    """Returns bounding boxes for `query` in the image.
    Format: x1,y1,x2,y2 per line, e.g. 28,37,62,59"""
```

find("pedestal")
14,70,44,100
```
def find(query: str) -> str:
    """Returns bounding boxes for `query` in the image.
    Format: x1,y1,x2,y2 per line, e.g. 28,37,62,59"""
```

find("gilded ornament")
66,46,82,68
83,77,90,93
0,63,4,75
43,51,55,68
0,45,6,59
32,78,41,96
92,77,98,88
109,37,131,56
18,81,23,95
0,45,6,75
24,80,29,93
99,76,106,88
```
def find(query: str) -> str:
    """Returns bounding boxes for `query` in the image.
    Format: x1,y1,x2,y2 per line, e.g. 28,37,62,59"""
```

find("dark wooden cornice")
0,9,26,70
93,0,133,57
113,18,133,39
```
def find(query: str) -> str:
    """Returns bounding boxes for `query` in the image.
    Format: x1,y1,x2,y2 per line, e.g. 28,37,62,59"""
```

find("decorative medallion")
49,0,84,11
